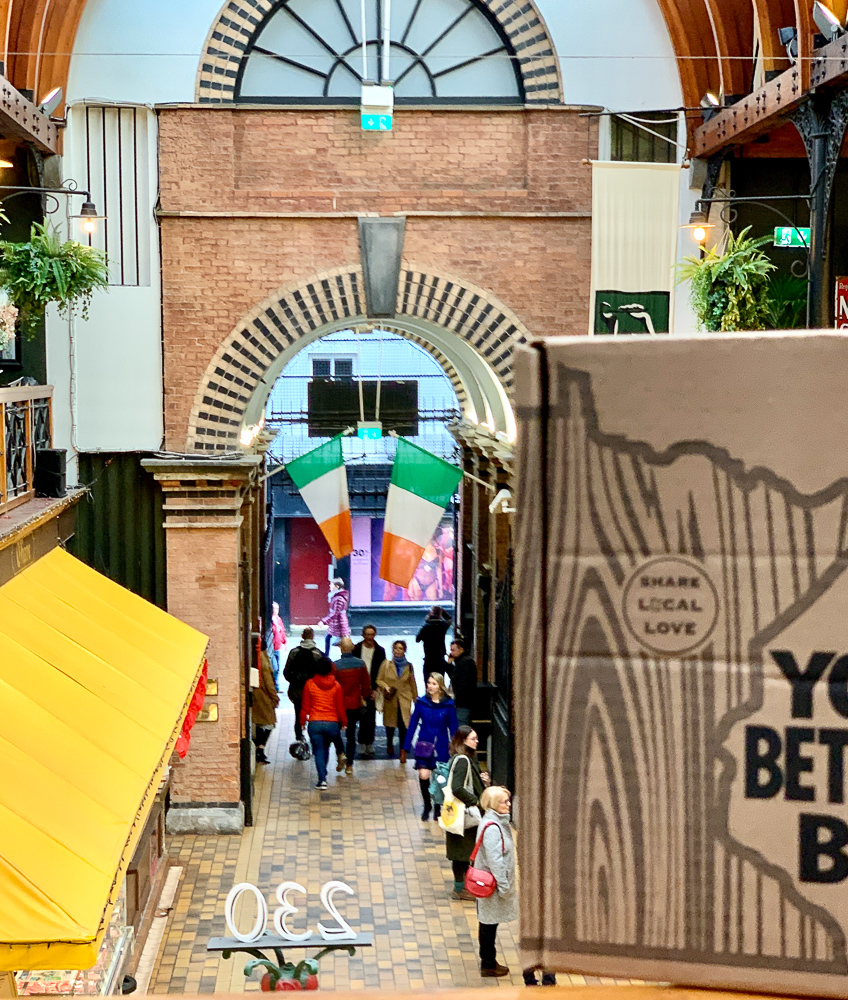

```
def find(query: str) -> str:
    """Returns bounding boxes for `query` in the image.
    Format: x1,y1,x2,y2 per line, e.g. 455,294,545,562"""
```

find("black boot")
419,778,432,820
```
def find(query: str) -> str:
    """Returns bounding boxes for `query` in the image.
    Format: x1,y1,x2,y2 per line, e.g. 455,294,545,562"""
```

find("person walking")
253,640,280,764
270,601,287,688
353,624,386,756
320,577,350,655
447,636,477,728
473,786,516,978
375,640,418,761
283,627,322,742
445,725,489,898
300,656,347,789
415,606,452,686
334,637,372,775
404,673,457,821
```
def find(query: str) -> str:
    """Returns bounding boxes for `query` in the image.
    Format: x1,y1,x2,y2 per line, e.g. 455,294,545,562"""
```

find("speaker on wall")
35,448,67,498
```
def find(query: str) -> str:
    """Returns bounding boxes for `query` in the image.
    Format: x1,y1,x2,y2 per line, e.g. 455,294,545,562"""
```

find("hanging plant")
0,222,108,337
0,286,18,350
678,226,776,332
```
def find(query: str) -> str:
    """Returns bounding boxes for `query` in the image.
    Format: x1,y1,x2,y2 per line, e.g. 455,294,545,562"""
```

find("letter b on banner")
799,814,848,883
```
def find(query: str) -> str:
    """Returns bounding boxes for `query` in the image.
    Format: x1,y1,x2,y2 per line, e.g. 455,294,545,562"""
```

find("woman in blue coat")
404,673,458,820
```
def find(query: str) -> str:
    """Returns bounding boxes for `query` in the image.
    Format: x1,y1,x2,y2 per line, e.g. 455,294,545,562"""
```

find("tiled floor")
149,707,636,993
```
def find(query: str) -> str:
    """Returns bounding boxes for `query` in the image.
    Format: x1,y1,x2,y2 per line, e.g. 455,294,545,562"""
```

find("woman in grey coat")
474,785,516,977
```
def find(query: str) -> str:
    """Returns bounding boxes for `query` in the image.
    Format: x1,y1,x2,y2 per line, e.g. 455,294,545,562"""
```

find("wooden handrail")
0,385,54,404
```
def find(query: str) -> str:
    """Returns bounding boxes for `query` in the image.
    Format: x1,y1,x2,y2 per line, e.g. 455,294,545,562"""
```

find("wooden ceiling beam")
0,73,57,151
693,33,848,158
655,0,722,110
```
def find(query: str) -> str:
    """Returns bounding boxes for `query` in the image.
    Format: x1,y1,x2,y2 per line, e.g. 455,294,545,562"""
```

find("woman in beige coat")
376,639,418,761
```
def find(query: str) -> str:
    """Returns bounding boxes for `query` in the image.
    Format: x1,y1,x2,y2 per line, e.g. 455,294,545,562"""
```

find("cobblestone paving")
150,707,638,993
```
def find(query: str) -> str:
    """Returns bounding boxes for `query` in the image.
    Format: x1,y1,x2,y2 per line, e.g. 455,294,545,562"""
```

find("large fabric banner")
515,332,848,998
590,161,680,334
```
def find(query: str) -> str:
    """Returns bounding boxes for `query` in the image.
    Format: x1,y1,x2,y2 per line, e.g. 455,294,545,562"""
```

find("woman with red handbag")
403,673,457,821
468,785,516,978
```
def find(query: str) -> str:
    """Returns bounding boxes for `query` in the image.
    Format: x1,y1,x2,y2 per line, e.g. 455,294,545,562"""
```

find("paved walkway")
150,706,637,993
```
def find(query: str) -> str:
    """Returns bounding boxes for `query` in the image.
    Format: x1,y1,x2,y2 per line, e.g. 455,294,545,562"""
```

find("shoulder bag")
438,754,482,833
464,822,505,898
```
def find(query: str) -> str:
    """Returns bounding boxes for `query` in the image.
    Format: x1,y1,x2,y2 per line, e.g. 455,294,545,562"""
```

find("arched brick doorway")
187,263,529,453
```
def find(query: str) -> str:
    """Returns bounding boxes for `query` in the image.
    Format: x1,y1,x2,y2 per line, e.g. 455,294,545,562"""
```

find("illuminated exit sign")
357,421,383,440
773,227,810,247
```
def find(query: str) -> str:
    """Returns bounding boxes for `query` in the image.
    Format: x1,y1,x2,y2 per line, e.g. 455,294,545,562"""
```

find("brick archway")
195,0,562,105
187,264,530,452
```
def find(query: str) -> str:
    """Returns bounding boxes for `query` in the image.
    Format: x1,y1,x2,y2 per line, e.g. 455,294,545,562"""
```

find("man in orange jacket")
300,656,347,789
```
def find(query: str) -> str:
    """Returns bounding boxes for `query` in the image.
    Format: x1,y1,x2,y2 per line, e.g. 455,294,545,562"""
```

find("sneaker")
481,964,509,978
316,781,328,789
345,765,353,776
336,753,346,772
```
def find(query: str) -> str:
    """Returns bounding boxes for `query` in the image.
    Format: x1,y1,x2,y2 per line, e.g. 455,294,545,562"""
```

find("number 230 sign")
224,881,356,943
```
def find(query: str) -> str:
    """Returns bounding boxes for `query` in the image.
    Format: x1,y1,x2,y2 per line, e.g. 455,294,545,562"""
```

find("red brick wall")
165,525,242,804
159,106,596,451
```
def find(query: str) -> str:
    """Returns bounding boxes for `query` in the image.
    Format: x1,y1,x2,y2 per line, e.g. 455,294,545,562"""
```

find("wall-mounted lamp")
72,199,105,235
681,209,714,245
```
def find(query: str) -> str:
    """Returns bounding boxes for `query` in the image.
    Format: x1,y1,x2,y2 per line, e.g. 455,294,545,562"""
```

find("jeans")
345,708,362,761
291,698,303,742
359,699,376,746
455,706,472,728
385,716,407,754
324,633,333,655
271,649,281,687
308,721,340,784
478,922,499,969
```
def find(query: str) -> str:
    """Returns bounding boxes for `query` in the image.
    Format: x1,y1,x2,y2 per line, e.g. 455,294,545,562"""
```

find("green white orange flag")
380,438,462,588
286,436,353,559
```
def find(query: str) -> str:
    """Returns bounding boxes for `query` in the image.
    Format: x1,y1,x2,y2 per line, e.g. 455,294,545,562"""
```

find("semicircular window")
236,0,523,103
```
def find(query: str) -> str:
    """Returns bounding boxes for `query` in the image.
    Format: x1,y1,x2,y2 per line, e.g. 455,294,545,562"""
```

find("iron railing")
0,385,52,514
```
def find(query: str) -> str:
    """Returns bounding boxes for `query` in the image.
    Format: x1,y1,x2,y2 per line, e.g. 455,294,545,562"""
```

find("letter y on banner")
286,436,353,559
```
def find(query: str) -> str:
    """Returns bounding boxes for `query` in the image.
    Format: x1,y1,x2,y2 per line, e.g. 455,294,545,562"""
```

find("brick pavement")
149,707,638,993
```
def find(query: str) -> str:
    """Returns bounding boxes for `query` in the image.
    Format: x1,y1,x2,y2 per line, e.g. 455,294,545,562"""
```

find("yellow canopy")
0,547,208,971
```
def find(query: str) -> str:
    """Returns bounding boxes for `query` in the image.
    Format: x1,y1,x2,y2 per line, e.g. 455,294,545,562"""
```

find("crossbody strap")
469,821,505,862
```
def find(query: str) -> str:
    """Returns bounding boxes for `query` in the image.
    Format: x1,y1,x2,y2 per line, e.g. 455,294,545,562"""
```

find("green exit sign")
357,421,383,440
361,114,392,132
774,226,810,247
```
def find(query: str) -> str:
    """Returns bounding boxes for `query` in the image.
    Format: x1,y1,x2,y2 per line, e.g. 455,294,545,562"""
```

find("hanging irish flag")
286,436,353,559
380,438,463,588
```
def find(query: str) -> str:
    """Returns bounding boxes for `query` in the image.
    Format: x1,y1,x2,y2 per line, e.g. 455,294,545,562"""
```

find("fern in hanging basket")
0,222,109,336
677,226,776,332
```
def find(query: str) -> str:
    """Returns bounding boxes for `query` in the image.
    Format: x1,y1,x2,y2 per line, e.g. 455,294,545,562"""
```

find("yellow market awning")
0,547,208,971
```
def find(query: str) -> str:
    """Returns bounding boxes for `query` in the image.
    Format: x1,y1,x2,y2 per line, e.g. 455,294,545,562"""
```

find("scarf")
393,655,408,677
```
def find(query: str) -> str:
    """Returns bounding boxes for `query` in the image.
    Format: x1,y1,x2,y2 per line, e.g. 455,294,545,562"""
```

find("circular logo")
622,556,719,656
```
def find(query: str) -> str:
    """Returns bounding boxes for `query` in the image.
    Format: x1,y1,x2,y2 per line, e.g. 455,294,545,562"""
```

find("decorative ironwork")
0,387,53,512
32,399,50,450
5,401,28,499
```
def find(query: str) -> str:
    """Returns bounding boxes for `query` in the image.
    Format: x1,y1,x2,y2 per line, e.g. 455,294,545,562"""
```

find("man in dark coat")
415,606,452,687
353,623,386,756
283,627,322,741
447,636,477,728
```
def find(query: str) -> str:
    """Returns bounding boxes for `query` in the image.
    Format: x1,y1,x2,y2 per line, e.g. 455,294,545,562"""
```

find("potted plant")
678,226,776,332
0,222,108,336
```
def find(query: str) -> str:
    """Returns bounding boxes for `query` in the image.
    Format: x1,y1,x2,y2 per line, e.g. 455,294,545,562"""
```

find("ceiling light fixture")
37,86,63,116
812,1,845,40
681,209,714,245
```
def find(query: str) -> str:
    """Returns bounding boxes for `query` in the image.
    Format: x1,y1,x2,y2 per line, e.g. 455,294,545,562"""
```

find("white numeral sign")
224,880,356,943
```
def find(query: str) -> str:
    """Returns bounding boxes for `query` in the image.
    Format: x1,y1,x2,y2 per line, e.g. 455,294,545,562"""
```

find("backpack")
430,759,452,805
